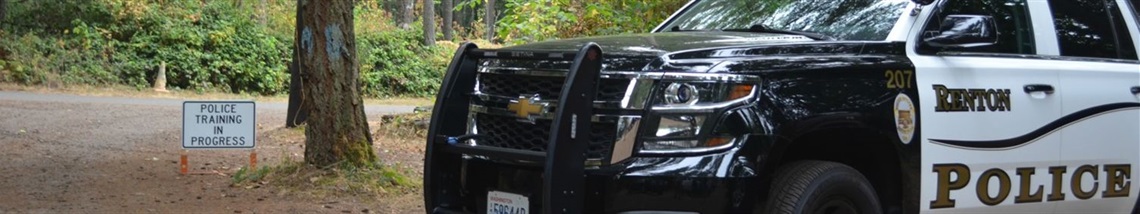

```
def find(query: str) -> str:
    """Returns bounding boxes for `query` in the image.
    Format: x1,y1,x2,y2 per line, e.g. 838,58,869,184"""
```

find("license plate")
487,191,529,214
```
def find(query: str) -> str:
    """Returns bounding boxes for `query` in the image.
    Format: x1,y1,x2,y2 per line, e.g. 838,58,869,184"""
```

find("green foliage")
358,27,453,97
0,0,686,97
1,0,291,94
109,1,290,94
0,33,52,84
0,25,119,86
496,0,687,44
3,0,116,34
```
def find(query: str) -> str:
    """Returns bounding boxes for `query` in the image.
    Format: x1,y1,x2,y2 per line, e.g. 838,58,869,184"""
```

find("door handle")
1132,86,1139,95
1023,84,1055,94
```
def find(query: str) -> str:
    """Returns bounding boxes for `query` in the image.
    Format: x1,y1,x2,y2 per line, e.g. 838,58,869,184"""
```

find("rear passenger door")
908,0,1062,213
1042,0,1140,212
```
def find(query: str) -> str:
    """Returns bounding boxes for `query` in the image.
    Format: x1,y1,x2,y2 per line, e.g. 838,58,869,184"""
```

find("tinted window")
1049,0,1138,60
919,0,1036,54
1133,0,1140,21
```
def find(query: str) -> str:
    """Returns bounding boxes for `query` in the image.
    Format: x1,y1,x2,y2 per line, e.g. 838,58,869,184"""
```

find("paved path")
0,91,417,115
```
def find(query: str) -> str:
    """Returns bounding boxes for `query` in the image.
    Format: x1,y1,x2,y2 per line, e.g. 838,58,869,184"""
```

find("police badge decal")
894,93,915,144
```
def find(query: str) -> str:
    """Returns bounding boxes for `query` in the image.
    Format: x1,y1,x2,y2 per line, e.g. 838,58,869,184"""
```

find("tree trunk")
286,0,309,128
0,0,7,24
297,0,377,167
484,0,495,41
423,0,435,46
257,0,268,26
441,0,453,40
458,0,471,37
399,0,414,29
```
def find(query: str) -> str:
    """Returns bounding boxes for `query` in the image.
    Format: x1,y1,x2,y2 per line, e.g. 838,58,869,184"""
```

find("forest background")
0,0,686,98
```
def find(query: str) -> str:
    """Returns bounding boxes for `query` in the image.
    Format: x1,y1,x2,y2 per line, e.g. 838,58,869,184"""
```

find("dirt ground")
0,91,427,213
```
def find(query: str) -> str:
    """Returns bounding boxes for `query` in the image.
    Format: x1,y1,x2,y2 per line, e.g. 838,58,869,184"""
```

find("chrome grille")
469,63,640,165
477,73,630,101
474,113,617,160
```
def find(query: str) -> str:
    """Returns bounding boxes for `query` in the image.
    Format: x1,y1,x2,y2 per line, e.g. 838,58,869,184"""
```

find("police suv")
424,0,1140,213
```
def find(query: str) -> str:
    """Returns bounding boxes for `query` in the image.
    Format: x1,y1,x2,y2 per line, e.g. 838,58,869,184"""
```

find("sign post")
181,101,257,175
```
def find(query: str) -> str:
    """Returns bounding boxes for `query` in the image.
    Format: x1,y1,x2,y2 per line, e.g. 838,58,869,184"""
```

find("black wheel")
764,160,882,214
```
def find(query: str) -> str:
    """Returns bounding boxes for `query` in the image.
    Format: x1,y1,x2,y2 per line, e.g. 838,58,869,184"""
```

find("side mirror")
923,15,998,48
911,0,935,5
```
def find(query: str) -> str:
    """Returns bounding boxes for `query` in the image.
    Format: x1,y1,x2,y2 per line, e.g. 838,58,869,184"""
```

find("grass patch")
232,154,420,197
232,165,272,184
227,111,431,198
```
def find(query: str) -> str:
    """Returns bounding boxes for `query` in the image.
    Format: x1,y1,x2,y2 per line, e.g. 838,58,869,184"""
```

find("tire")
763,160,882,214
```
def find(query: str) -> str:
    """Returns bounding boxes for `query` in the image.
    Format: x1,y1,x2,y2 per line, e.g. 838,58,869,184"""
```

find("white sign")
182,101,256,149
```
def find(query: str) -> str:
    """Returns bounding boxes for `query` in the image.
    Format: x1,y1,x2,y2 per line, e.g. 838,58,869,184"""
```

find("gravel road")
0,91,422,213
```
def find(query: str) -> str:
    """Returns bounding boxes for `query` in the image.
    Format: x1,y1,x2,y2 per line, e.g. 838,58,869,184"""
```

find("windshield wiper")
670,24,836,41
669,26,703,32
723,24,836,41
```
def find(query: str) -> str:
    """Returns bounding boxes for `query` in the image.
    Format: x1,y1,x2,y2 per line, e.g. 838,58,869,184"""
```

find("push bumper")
425,42,765,214
436,148,761,214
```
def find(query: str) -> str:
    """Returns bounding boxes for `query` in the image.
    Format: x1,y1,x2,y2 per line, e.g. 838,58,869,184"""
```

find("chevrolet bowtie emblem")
507,95,548,123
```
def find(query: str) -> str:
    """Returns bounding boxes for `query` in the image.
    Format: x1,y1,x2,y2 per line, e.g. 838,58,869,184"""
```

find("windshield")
660,0,911,41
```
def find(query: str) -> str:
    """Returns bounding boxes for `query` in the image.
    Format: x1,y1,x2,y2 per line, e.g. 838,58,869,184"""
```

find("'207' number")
886,70,913,89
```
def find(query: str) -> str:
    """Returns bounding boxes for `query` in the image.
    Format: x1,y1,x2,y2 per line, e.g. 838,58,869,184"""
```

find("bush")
7,0,669,97
1,0,455,97
1,0,291,94
113,1,291,94
1,34,52,85
0,30,117,86
358,27,454,97
497,0,687,44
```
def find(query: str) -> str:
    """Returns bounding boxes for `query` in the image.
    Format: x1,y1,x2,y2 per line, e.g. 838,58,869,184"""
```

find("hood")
498,32,818,71
504,31,817,56
493,32,910,73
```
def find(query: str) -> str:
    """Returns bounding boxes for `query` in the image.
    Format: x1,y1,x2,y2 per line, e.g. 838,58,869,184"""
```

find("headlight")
655,115,706,138
663,83,701,105
652,81,754,108
639,76,756,153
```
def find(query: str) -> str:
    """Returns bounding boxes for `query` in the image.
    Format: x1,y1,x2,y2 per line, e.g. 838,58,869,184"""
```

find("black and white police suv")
423,0,1140,213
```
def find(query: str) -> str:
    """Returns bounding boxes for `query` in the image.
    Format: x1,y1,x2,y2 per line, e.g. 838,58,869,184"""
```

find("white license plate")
487,191,529,214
